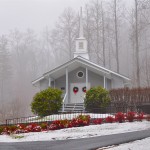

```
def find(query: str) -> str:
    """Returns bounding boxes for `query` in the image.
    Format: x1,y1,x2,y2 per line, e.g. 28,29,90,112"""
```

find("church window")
79,42,84,49
77,71,84,78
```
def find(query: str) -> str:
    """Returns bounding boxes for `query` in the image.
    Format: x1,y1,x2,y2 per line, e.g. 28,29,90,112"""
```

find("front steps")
60,103,85,113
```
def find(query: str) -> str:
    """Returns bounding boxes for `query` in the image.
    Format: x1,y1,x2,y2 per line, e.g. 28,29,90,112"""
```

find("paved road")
0,129,150,150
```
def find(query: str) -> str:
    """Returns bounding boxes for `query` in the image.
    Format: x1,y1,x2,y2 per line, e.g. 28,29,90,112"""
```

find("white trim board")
32,56,130,85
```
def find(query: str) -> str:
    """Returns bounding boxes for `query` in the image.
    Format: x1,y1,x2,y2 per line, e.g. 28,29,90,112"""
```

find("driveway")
0,129,150,150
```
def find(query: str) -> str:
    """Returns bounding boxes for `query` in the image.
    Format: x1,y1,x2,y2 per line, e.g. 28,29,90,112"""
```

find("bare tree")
138,0,150,86
83,0,108,66
84,4,93,58
9,29,39,117
101,2,106,67
89,0,103,64
50,7,78,62
114,0,119,73
135,0,140,87
39,27,56,72
0,35,12,122
128,0,150,87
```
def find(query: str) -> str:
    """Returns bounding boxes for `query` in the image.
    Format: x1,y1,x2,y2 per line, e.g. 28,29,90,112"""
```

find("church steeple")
79,7,83,37
74,7,89,60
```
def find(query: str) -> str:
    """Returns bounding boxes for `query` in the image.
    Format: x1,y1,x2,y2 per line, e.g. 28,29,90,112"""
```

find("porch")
48,67,108,112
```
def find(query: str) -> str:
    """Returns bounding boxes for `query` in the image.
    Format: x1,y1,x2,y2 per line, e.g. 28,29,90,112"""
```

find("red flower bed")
49,115,91,130
0,112,148,135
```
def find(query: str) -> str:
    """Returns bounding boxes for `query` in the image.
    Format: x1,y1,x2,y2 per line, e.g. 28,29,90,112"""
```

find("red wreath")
73,87,79,94
82,87,86,93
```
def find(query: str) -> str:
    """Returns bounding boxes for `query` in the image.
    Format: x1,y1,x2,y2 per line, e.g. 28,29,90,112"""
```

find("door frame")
70,82,90,103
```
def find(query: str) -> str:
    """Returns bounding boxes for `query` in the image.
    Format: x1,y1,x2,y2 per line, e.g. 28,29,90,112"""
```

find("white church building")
32,8,130,111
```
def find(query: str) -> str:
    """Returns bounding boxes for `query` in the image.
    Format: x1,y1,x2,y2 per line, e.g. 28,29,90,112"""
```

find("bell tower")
74,7,89,60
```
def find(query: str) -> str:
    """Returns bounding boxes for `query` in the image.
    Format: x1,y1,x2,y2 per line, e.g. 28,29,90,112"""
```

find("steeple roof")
79,7,84,38
74,7,89,59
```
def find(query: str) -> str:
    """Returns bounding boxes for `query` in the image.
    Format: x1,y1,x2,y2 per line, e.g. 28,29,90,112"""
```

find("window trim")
76,71,84,78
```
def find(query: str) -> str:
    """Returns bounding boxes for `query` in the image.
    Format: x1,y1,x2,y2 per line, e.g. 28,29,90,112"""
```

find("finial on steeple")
79,7,84,38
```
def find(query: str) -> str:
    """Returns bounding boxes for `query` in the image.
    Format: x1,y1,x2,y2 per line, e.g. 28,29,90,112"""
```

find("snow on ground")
14,113,113,124
104,137,150,150
0,121,150,143
29,113,113,122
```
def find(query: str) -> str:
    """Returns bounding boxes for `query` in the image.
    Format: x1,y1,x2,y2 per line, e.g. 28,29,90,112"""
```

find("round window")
77,71,84,78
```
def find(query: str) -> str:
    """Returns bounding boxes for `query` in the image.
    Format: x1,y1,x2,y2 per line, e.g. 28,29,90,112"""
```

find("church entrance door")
70,83,90,103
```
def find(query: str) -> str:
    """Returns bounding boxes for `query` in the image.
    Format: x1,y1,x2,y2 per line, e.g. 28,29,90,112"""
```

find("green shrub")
31,88,63,117
0,126,4,134
84,86,110,113
40,123,48,130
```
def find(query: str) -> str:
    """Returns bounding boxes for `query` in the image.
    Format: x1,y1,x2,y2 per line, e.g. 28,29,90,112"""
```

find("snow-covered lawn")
11,113,113,124
0,121,150,143
104,137,150,150
29,113,113,122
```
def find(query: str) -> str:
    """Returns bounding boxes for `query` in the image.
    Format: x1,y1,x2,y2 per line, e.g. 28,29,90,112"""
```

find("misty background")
0,0,150,122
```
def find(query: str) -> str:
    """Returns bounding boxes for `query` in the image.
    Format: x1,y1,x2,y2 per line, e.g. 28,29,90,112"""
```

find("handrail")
83,93,86,102
83,94,86,111
62,93,67,112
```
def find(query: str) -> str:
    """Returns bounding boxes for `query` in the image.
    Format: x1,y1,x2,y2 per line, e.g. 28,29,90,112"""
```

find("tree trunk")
135,0,140,87
114,0,119,73
101,2,106,67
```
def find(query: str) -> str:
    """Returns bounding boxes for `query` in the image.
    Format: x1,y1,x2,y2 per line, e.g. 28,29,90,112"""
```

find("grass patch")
10,134,24,139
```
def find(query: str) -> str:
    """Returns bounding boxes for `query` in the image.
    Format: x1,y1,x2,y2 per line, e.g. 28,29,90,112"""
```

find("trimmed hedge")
0,127,3,134
84,86,110,112
31,88,62,117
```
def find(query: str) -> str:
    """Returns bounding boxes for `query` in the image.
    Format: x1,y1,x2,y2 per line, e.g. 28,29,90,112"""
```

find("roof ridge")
32,57,130,85
77,56,130,80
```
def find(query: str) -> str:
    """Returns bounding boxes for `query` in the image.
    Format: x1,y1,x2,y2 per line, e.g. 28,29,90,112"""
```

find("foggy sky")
0,0,133,34
0,0,87,34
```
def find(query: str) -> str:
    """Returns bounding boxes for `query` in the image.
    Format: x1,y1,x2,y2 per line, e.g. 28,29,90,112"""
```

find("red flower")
49,124,58,130
105,116,114,123
115,112,125,123
126,112,136,122
136,112,145,121
93,118,103,125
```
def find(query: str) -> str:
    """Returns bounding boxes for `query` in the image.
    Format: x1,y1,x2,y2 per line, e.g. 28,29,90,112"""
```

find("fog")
0,0,150,122
0,0,87,34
